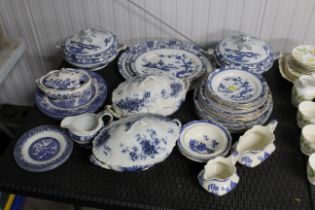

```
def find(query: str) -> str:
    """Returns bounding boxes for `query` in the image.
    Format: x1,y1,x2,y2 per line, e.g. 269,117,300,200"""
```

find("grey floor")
24,197,103,210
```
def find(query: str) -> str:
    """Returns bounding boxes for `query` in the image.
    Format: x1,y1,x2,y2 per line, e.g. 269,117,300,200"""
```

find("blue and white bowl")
14,125,73,172
59,28,120,70
212,35,279,74
178,120,232,162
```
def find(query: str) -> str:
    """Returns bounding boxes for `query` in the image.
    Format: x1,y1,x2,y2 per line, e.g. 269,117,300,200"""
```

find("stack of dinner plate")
194,66,273,133
280,45,315,82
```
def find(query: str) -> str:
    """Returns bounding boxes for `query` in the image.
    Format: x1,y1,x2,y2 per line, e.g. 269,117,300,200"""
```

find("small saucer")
178,120,231,162
14,125,73,172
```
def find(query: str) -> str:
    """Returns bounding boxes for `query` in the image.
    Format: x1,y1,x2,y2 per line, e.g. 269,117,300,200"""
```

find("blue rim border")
13,125,73,172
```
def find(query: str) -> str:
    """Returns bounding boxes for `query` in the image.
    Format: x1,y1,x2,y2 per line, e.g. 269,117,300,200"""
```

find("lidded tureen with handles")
211,34,279,74
107,73,189,117
91,113,182,172
58,28,120,70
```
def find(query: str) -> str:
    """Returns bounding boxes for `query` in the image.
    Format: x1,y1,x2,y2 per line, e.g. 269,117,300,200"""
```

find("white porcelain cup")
300,124,315,156
307,153,315,185
297,101,315,128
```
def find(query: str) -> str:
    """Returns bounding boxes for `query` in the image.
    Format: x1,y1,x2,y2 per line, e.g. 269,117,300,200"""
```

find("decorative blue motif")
234,36,253,50
223,49,260,63
116,91,151,112
120,165,151,172
35,72,108,120
120,129,167,161
257,152,270,162
95,130,111,148
68,41,101,54
160,82,183,99
220,181,238,192
241,156,253,167
208,184,219,193
141,53,195,78
189,138,217,155
217,76,254,101
28,137,60,161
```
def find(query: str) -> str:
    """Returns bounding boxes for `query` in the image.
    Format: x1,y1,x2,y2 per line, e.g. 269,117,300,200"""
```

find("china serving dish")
231,120,277,167
178,120,231,162
36,68,93,99
14,125,73,172
198,156,239,196
91,114,181,172
61,110,113,145
211,34,278,74
108,73,189,117
59,28,120,70
118,40,212,83
292,45,315,68
35,71,107,120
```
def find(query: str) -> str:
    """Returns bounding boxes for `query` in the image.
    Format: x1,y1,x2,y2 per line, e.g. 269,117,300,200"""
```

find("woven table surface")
0,59,313,210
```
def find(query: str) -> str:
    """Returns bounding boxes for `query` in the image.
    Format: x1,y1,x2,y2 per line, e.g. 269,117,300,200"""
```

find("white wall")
0,0,314,105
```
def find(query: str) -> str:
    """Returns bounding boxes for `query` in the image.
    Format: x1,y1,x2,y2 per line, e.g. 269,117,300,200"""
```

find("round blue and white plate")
118,40,212,81
14,125,73,172
35,72,107,120
206,67,267,104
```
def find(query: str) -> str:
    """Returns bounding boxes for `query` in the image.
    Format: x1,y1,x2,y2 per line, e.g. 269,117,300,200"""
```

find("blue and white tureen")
91,114,182,172
213,34,279,74
107,73,189,117
59,28,120,70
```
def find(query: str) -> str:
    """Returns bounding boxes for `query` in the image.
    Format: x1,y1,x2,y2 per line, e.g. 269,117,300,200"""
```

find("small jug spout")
60,116,75,130
266,119,278,132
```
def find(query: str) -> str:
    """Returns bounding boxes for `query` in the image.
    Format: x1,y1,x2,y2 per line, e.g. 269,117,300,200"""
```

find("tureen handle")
97,110,114,124
173,119,182,129
205,48,221,67
117,44,128,52
56,42,64,50
126,119,148,133
105,105,123,118
183,78,191,92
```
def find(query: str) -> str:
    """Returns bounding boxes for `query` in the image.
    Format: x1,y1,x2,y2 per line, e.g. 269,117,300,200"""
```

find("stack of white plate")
194,67,273,133
117,40,213,88
279,45,315,82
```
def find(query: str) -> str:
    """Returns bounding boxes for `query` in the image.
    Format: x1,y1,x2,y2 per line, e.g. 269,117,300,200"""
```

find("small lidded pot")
36,68,93,99
297,101,315,128
58,28,120,70
211,34,279,74
300,124,315,156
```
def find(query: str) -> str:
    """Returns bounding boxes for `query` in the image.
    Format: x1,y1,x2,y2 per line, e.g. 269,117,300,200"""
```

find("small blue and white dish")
177,120,232,162
210,34,279,74
58,28,121,70
35,72,107,120
14,125,73,172
118,40,212,82
91,114,182,172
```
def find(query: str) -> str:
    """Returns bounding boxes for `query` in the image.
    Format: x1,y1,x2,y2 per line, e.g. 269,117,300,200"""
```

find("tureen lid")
37,68,92,98
216,35,272,65
64,28,117,55
92,114,181,171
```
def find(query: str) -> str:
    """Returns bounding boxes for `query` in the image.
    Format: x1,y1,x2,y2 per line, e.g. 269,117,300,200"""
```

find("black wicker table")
0,59,314,210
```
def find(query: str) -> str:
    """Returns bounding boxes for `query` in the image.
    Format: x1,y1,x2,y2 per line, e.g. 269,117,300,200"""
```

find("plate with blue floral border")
206,67,266,104
14,125,73,172
118,40,212,81
35,72,107,120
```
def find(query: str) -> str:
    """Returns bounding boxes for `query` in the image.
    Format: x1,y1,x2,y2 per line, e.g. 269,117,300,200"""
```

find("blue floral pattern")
28,137,60,161
189,136,219,155
116,91,151,112
120,129,167,161
217,76,254,101
257,152,270,162
240,156,253,167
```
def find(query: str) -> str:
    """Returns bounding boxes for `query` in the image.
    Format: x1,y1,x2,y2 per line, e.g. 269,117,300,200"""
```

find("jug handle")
97,110,114,125
105,105,123,118
173,119,182,129
228,143,241,165
182,78,191,92
267,119,278,132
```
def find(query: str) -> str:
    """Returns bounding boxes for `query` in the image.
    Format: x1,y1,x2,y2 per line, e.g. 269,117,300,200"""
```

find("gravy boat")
60,110,113,144
231,119,278,167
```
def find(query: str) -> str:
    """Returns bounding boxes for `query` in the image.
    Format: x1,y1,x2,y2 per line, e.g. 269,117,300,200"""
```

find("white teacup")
307,153,315,185
292,74,315,107
300,124,315,156
297,101,315,128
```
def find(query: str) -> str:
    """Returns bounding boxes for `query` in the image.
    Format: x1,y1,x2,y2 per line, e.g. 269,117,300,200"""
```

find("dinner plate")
14,125,73,172
118,40,212,81
206,68,266,104
35,72,107,120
